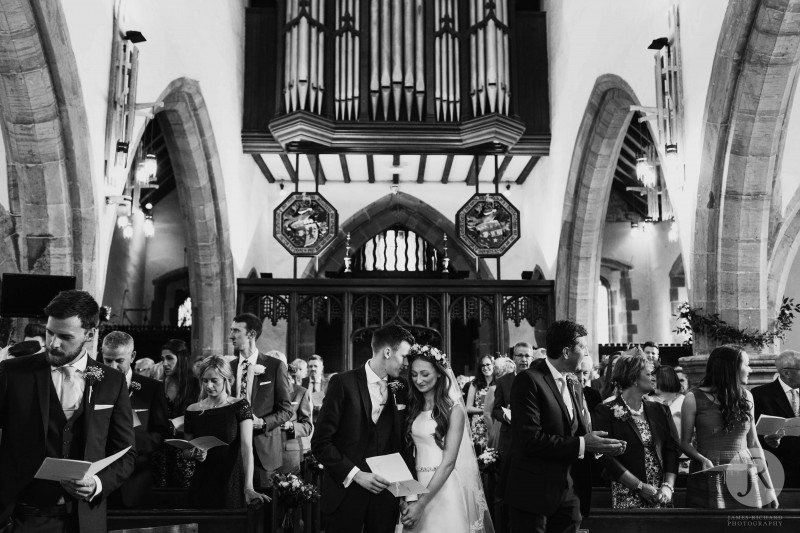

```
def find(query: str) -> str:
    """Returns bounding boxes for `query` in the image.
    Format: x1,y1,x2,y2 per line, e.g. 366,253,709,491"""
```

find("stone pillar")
679,333,778,390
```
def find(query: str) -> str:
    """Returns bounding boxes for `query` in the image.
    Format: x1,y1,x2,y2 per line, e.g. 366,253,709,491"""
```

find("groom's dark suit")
311,364,410,533
0,352,136,532
505,358,591,533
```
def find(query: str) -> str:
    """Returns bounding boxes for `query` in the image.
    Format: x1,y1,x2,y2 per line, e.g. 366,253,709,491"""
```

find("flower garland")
674,297,800,350
408,344,450,369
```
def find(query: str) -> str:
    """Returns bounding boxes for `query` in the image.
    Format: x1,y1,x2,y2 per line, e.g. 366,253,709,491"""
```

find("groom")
311,324,415,533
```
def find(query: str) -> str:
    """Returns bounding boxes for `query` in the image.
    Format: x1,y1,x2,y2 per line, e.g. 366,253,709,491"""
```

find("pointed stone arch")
155,78,235,356
302,192,493,279
769,188,800,321
555,74,642,348
0,0,96,288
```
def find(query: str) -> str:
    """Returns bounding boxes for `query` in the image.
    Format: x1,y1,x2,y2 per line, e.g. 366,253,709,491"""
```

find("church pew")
589,488,800,509
108,507,265,533
581,508,800,533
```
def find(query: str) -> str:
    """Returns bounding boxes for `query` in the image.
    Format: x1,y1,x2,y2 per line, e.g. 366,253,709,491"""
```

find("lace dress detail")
154,394,196,488
611,415,665,509
470,386,489,452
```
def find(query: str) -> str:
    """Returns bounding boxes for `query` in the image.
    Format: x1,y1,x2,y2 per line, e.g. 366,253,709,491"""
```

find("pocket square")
95,404,113,411
259,381,272,386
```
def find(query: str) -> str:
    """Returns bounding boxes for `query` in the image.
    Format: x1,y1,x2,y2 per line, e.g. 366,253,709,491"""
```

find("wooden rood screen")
237,278,554,375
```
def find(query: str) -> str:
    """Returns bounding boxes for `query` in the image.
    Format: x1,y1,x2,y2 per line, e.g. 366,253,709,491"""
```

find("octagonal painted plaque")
456,193,520,257
274,192,338,256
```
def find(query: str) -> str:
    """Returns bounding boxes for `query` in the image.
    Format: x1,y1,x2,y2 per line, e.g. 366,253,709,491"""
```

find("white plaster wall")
540,0,727,285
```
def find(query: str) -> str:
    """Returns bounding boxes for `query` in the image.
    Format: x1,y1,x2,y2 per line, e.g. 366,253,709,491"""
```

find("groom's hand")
584,431,627,456
354,472,390,494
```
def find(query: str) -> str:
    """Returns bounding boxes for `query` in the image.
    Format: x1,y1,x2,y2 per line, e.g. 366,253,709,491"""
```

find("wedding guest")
484,356,514,448
281,364,314,473
600,352,624,401
466,355,495,452
642,341,660,367
752,349,800,488
290,358,308,384
649,366,685,441
682,345,778,509
303,354,329,422
154,339,199,488
579,356,602,413
134,357,156,379
0,290,135,531
229,313,293,486
593,355,679,509
102,332,169,508
675,366,690,394
184,356,268,508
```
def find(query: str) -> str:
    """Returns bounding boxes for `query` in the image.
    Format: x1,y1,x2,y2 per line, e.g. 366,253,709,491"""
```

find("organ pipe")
283,0,326,115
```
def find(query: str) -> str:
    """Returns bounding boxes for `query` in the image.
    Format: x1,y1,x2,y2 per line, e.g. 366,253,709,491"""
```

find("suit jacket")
302,375,330,395
505,358,590,515
311,366,411,515
491,372,515,457
231,353,293,472
287,383,313,438
592,396,679,486
0,353,136,531
118,373,170,507
752,379,800,487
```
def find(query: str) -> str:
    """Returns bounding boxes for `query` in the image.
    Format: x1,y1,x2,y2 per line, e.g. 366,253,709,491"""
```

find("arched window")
597,279,611,345
178,296,192,327
352,227,440,274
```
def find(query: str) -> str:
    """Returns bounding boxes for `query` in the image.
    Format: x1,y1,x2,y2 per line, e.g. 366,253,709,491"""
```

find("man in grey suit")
229,313,293,486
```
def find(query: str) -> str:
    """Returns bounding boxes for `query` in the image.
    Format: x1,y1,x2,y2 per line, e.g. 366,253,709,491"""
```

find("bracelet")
661,482,673,491
634,480,643,493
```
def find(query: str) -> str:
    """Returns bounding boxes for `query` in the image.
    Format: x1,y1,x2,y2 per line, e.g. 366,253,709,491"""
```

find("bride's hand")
401,501,423,530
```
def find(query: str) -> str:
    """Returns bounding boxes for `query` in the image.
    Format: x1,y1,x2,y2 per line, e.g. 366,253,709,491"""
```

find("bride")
400,345,494,532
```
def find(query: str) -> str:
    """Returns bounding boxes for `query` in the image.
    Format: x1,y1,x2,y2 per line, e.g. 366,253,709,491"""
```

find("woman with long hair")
593,355,679,509
682,345,778,508
183,356,268,508
466,355,495,452
400,346,493,532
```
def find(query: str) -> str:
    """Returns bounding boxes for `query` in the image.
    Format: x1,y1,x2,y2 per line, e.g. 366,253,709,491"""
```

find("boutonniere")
565,373,579,389
129,380,141,392
388,380,405,407
611,403,630,421
253,364,266,376
84,366,104,403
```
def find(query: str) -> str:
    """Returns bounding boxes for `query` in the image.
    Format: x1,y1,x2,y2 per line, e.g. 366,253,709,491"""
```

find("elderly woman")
183,355,268,508
593,354,679,509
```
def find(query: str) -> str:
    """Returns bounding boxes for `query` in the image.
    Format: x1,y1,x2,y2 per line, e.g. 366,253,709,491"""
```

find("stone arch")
302,192,493,279
768,188,800,319
154,78,235,357
693,0,800,341
555,74,642,347
0,0,96,288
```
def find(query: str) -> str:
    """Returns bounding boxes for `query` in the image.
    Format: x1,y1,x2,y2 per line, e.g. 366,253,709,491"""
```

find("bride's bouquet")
272,473,320,506
477,448,499,473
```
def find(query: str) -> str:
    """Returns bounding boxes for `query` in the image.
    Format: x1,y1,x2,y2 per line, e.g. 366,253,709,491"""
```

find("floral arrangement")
408,344,450,369
305,454,324,473
478,448,499,472
470,415,488,451
272,473,320,507
611,404,630,422
84,366,104,403
129,380,141,392
674,298,800,349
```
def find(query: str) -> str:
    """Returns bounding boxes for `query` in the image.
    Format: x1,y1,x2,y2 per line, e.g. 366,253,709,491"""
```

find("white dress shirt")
343,361,388,488
778,376,800,415
544,359,585,459
50,351,102,500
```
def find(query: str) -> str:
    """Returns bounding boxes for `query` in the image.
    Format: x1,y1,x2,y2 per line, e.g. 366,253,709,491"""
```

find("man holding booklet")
0,290,136,532
753,349,800,488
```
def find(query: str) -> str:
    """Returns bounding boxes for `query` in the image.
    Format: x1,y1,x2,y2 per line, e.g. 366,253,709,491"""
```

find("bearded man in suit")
311,324,415,533
0,290,136,532
229,313,293,486
102,331,169,508
505,320,625,533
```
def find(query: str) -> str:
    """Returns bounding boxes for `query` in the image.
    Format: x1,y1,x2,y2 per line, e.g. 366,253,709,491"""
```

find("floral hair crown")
408,344,450,369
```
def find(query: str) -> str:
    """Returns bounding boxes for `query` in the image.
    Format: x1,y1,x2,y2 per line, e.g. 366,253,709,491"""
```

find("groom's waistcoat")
365,400,395,460
18,382,87,506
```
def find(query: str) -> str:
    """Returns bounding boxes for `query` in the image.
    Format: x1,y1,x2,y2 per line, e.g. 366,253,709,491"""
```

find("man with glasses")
752,349,800,487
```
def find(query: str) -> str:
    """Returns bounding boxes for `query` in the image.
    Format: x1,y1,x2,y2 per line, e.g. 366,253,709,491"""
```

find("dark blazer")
302,375,330,395
231,353,293,472
0,353,136,531
117,373,170,507
592,396,679,487
288,383,313,438
505,358,591,515
752,379,800,487
584,386,602,414
491,372,514,457
311,366,411,515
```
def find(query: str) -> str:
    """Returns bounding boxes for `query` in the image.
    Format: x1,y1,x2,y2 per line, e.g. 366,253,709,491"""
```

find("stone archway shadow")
155,78,235,356
302,192,493,279
555,74,642,347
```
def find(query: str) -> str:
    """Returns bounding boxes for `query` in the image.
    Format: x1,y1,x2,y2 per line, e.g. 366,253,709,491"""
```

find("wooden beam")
441,155,455,184
465,155,486,186
493,155,513,184
339,154,351,183
279,153,298,182
251,154,275,183
417,155,427,183
515,156,539,184
309,154,327,185
367,155,375,183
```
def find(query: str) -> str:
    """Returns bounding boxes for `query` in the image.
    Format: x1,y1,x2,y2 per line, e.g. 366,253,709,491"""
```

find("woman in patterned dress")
682,345,778,509
466,355,495,452
593,354,680,509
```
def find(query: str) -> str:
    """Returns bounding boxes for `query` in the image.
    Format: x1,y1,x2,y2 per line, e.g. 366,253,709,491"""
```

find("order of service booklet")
165,436,227,451
34,445,132,482
755,414,800,437
365,453,430,498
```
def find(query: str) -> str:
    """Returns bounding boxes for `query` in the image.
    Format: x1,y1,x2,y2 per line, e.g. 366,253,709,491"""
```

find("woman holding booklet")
183,355,269,508
681,345,778,508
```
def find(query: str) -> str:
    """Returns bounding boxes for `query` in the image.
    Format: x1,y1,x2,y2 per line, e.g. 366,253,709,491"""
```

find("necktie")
378,379,388,404
240,360,250,399
558,377,574,420
373,379,388,423
791,389,799,417
59,366,82,420
312,381,317,393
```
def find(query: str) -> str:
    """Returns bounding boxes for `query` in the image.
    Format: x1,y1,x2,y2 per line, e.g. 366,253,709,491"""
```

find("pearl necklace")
621,394,644,416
